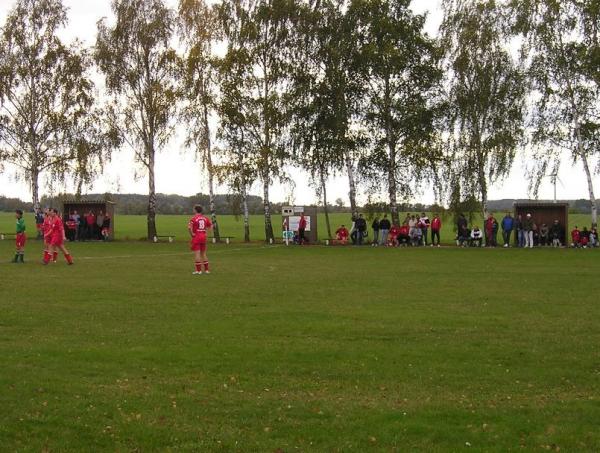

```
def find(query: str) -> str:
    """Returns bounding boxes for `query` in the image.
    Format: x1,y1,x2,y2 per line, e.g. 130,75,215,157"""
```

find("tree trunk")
320,169,332,239
262,170,274,243
203,104,220,242
242,183,250,242
345,151,358,218
31,167,40,210
581,153,598,227
147,149,158,240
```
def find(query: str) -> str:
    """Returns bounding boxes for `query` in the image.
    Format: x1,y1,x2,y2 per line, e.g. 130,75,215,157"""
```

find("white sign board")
288,216,311,232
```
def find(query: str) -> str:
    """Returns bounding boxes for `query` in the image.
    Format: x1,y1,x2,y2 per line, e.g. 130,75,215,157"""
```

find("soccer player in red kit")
189,205,212,274
42,209,54,263
43,209,73,265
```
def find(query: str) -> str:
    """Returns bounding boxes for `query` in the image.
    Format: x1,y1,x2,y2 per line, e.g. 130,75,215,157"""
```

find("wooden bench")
0,232,16,240
153,235,176,243
212,236,235,244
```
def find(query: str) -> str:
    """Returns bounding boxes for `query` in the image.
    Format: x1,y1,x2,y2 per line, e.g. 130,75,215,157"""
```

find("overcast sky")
0,0,597,206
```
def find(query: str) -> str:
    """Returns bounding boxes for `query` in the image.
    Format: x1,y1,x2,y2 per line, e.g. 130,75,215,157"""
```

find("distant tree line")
1,0,599,241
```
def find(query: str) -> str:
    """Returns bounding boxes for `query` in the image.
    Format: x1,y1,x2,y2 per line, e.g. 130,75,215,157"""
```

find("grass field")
1,225,600,451
0,211,595,244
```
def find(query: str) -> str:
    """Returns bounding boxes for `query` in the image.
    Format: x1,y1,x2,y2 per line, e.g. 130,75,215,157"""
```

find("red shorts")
44,234,52,245
16,233,26,248
50,235,64,247
190,235,207,252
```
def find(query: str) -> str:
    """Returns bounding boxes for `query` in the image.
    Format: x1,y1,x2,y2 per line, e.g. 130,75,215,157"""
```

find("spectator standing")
431,214,442,247
484,214,497,247
85,211,96,240
501,212,514,247
355,214,367,245
70,210,81,241
571,226,581,247
371,217,380,246
515,214,524,247
419,212,430,246
35,208,44,239
456,213,468,241
408,215,418,240
590,227,599,247
379,215,391,246
78,214,86,241
523,213,534,248
298,214,307,245
96,211,105,240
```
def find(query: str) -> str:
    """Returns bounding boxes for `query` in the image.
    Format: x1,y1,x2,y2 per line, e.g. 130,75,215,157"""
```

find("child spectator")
590,227,599,247
410,225,422,246
471,226,483,247
580,227,590,248
389,223,401,246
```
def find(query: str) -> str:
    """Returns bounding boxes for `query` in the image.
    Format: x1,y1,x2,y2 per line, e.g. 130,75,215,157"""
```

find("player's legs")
193,249,203,274
58,243,73,264
199,242,209,273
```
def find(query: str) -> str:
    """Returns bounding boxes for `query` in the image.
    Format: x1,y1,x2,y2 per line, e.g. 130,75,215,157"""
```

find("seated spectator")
398,223,410,246
580,227,590,248
470,226,483,247
550,220,562,247
102,214,111,241
335,225,350,245
410,225,422,246
571,226,581,248
388,223,401,246
539,223,549,246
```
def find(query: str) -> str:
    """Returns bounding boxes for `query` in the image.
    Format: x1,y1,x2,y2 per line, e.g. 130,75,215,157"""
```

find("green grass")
0,211,594,244
1,236,600,451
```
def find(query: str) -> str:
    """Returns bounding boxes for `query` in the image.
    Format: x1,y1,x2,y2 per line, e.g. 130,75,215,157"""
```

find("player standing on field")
43,209,73,265
42,208,53,263
189,205,212,275
12,209,26,263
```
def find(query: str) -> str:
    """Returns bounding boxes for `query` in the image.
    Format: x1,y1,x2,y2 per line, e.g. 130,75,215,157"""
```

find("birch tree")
512,0,599,226
0,0,107,208
442,0,525,219
95,0,180,240
217,0,296,243
351,0,442,225
179,0,222,241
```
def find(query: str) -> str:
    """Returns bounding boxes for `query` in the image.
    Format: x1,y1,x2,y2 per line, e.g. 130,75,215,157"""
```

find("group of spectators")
335,212,443,247
332,211,599,249
456,212,599,248
35,208,111,241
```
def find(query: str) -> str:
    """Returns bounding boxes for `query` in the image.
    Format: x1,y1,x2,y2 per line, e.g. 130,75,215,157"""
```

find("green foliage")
441,0,526,217
0,0,108,207
95,0,182,239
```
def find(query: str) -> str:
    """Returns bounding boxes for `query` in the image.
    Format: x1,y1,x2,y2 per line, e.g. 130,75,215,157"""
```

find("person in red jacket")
298,214,307,244
335,225,349,244
431,214,442,247
571,226,581,248
388,223,401,246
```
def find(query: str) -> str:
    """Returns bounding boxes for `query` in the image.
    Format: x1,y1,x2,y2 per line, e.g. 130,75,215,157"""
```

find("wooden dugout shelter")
513,201,569,245
62,199,116,241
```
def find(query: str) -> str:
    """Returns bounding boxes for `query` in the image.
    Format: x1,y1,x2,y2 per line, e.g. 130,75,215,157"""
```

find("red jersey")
298,216,307,229
42,216,52,236
50,216,65,237
571,229,580,243
431,217,442,231
399,225,410,237
189,214,212,237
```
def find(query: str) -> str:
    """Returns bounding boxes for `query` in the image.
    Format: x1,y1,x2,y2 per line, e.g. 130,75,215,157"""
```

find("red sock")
43,251,50,263
195,262,202,272
53,251,58,262
203,261,209,272
65,253,73,264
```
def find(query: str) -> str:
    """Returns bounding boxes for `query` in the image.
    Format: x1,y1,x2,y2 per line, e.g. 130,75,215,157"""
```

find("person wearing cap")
523,213,534,248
